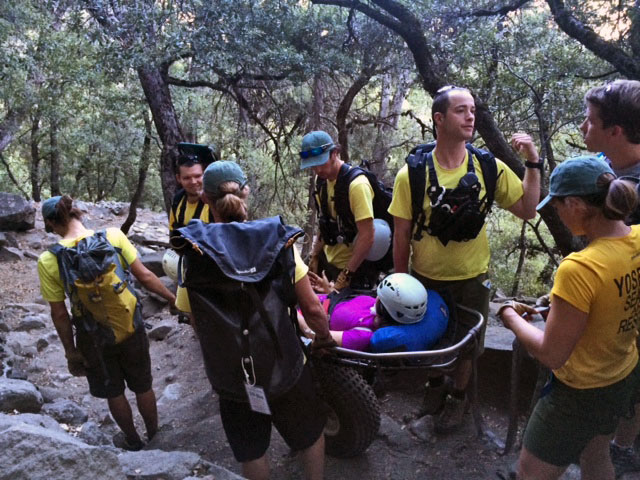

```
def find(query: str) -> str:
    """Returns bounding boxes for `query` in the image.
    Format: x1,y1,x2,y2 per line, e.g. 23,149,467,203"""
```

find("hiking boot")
434,393,467,434
113,432,145,451
610,441,640,478
417,379,449,417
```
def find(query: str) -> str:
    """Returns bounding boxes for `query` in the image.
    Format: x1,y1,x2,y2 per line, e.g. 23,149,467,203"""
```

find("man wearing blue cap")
300,131,376,290
580,79,640,475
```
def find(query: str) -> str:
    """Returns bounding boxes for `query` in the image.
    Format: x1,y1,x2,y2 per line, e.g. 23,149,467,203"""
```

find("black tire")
312,360,381,458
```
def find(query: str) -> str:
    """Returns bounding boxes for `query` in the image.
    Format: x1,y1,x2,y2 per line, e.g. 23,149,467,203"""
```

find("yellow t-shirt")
38,228,138,303
388,150,524,280
319,173,374,269
176,245,309,313
551,226,640,389
169,195,210,231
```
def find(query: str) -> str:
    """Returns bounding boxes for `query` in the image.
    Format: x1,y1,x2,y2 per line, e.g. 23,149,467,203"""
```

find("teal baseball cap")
42,196,62,220
203,161,248,197
537,156,614,210
299,131,335,169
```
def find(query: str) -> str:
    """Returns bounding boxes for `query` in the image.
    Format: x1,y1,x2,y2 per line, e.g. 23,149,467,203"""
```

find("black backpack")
314,163,393,247
171,216,305,402
407,142,500,245
170,189,207,231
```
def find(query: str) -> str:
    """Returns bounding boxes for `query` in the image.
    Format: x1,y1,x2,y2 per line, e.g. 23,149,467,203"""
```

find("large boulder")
0,193,35,232
0,423,124,480
118,449,242,480
41,399,88,426
0,377,43,413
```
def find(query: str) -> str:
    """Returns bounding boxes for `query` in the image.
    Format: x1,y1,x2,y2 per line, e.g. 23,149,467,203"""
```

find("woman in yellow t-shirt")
498,156,640,479
37,195,176,451
178,161,332,480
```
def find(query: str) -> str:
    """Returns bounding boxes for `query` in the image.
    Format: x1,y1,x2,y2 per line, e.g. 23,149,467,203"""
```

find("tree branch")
546,0,640,79
0,153,29,199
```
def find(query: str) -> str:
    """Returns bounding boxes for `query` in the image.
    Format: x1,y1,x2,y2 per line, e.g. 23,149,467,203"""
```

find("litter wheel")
312,360,381,458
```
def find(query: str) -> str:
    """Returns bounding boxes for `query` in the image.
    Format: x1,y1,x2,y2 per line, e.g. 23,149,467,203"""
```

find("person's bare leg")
242,455,269,480
579,434,615,480
517,447,567,480
300,434,325,480
135,389,158,440
107,394,141,443
453,358,471,391
613,404,640,447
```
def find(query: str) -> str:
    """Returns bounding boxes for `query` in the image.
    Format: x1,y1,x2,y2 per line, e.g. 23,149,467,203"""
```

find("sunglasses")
299,143,333,159
177,154,203,166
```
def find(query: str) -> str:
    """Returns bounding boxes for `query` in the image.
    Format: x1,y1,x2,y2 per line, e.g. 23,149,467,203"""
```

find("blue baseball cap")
299,131,335,169
42,196,62,220
203,161,248,197
537,156,614,210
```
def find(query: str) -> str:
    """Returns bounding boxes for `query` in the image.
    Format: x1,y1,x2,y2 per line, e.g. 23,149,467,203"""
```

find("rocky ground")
0,200,636,479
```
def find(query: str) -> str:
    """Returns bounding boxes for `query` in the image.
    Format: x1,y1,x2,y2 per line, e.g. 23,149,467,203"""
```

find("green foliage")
1,0,636,294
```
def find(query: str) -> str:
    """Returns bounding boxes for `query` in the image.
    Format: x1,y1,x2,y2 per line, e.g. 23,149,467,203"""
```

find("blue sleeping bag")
369,289,449,353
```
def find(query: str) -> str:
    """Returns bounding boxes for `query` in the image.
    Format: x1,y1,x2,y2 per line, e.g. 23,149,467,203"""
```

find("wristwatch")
525,160,543,170
342,268,354,280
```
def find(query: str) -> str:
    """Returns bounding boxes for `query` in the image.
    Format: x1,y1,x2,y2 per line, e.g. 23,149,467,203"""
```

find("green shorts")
524,361,640,466
412,272,490,356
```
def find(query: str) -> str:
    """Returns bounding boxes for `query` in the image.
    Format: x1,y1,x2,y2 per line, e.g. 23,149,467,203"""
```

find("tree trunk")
302,76,326,259
121,111,152,234
49,117,61,196
0,108,26,153
137,65,184,214
30,111,42,202
336,71,374,164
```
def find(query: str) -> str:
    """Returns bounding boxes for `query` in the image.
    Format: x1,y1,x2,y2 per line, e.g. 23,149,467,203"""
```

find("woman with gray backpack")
173,160,333,480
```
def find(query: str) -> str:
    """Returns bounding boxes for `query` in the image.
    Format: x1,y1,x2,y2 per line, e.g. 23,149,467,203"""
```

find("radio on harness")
407,143,502,246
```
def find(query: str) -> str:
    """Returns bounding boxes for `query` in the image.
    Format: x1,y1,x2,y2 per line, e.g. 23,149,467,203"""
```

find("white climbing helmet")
377,273,428,324
366,218,392,261
162,249,180,281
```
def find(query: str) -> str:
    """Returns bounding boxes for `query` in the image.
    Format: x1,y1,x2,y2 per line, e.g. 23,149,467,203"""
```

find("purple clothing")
318,294,377,351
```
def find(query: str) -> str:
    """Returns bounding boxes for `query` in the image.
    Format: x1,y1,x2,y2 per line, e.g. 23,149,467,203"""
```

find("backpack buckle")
430,186,446,207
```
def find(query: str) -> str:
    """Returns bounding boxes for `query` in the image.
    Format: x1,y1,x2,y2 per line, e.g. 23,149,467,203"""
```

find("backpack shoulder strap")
192,199,205,222
467,144,498,209
334,163,360,221
314,177,328,217
407,145,433,241
171,189,188,229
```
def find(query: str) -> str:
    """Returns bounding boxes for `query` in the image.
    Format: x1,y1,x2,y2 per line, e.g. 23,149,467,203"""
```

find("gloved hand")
333,268,352,291
309,253,320,274
65,350,88,377
311,333,338,352
497,300,540,319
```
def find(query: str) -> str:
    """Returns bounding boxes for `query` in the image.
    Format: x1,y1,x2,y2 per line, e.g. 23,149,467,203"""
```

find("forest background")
1,0,638,298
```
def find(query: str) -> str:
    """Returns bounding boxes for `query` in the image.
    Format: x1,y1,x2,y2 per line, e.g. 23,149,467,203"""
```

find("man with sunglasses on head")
388,86,542,433
581,79,640,476
300,130,376,291
169,145,215,232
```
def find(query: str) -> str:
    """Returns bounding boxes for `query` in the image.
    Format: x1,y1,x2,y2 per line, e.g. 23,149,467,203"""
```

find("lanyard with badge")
241,354,272,415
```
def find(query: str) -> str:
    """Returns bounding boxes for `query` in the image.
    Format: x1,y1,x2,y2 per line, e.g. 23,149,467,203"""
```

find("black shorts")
77,327,153,399
219,364,326,462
